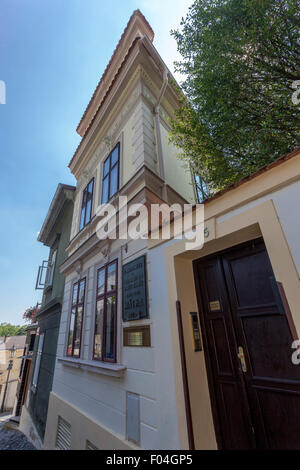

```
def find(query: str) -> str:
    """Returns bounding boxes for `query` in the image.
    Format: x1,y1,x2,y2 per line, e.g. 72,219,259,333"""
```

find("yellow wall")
0,348,24,386
154,152,300,449
160,123,194,204
0,347,24,410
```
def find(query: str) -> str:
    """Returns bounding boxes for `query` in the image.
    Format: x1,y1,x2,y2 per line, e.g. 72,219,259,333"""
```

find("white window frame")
45,249,57,287
32,333,44,391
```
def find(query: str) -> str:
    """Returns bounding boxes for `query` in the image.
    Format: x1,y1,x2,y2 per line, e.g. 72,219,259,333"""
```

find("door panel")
194,238,300,449
195,256,255,449
256,388,300,449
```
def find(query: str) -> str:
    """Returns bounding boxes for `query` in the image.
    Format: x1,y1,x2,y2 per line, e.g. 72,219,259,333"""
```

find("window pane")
72,283,78,306
32,334,44,387
102,175,109,204
97,268,105,296
78,280,85,304
109,164,119,199
37,333,44,353
73,306,83,356
88,179,94,194
79,205,86,230
67,309,76,356
107,262,117,292
103,157,110,177
85,198,92,224
111,146,119,166
47,249,57,286
104,296,116,360
79,181,93,230
94,299,104,359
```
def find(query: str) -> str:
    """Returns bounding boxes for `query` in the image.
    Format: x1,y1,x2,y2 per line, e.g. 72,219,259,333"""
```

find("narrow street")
0,413,36,450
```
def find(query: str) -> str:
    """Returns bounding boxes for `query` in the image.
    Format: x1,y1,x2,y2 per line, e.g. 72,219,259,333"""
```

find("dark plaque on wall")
122,255,148,321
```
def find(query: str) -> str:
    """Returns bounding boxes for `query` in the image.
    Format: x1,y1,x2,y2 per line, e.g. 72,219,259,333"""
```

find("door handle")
237,346,247,372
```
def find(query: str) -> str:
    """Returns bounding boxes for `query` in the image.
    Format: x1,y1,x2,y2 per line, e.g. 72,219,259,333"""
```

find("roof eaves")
203,146,300,204
76,9,154,136
68,36,142,170
38,184,76,244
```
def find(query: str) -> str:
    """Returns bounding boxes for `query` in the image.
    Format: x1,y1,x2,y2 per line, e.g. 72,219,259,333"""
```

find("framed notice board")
122,255,148,321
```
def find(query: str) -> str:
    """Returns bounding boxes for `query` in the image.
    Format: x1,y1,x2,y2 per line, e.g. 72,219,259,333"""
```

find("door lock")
237,346,247,372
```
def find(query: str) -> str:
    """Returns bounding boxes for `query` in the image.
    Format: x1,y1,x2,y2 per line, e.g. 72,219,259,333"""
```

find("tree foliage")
0,323,27,337
170,0,300,194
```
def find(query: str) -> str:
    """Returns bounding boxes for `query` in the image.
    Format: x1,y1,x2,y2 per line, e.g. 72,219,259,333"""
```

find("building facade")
19,184,75,448
42,9,300,450
148,147,300,449
0,335,26,412
14,324,37,419
43,10,196,450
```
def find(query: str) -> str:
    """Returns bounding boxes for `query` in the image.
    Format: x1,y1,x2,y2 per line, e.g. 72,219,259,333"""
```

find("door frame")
192,237,264,449
162,199,300,449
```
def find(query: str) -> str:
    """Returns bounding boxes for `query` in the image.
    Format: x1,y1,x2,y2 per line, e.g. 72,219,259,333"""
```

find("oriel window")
93,260,118,362
67,278,86,357
101,144,120,204
79,178,94,230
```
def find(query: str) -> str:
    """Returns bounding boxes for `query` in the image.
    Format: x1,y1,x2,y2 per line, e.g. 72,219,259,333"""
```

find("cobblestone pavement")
0,420,36,450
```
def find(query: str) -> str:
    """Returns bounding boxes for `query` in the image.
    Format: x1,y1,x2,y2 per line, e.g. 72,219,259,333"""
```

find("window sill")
58,357,126,378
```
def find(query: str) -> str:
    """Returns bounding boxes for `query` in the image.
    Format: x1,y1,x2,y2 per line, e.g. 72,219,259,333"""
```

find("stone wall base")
19,405,43,450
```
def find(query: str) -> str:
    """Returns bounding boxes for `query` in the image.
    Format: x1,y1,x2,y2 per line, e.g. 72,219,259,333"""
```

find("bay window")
93,260,118,362
101,144,120,204
79,178,94,230
67,278,86,357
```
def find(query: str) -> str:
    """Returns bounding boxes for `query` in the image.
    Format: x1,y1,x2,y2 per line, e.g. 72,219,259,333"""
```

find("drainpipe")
154,66,168,202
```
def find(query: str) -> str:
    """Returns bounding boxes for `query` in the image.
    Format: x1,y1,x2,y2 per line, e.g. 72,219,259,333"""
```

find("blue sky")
0,0,191,325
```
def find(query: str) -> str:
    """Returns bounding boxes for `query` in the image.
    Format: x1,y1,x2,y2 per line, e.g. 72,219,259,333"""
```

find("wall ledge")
57,357,126,378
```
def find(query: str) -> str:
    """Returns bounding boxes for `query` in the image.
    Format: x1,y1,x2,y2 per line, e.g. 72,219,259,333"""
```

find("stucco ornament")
75,260,83,275
100,242,111,260
102,135,114,152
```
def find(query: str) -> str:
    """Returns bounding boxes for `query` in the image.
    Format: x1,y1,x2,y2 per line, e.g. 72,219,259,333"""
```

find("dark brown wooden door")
194,238,300,449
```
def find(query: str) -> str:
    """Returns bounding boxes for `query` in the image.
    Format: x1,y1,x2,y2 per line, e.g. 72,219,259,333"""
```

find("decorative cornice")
71,63,144,179
61,164,189,271
69,36,180,176
77,9,154,137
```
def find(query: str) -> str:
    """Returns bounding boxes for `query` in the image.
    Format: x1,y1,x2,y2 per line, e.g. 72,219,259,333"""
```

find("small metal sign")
123,325,151,347
209,300,221,312
190,312,202,351
122,255,148,321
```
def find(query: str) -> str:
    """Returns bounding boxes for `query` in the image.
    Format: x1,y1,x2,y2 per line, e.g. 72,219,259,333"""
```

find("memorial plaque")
122,255,148,321
123,325,151,347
